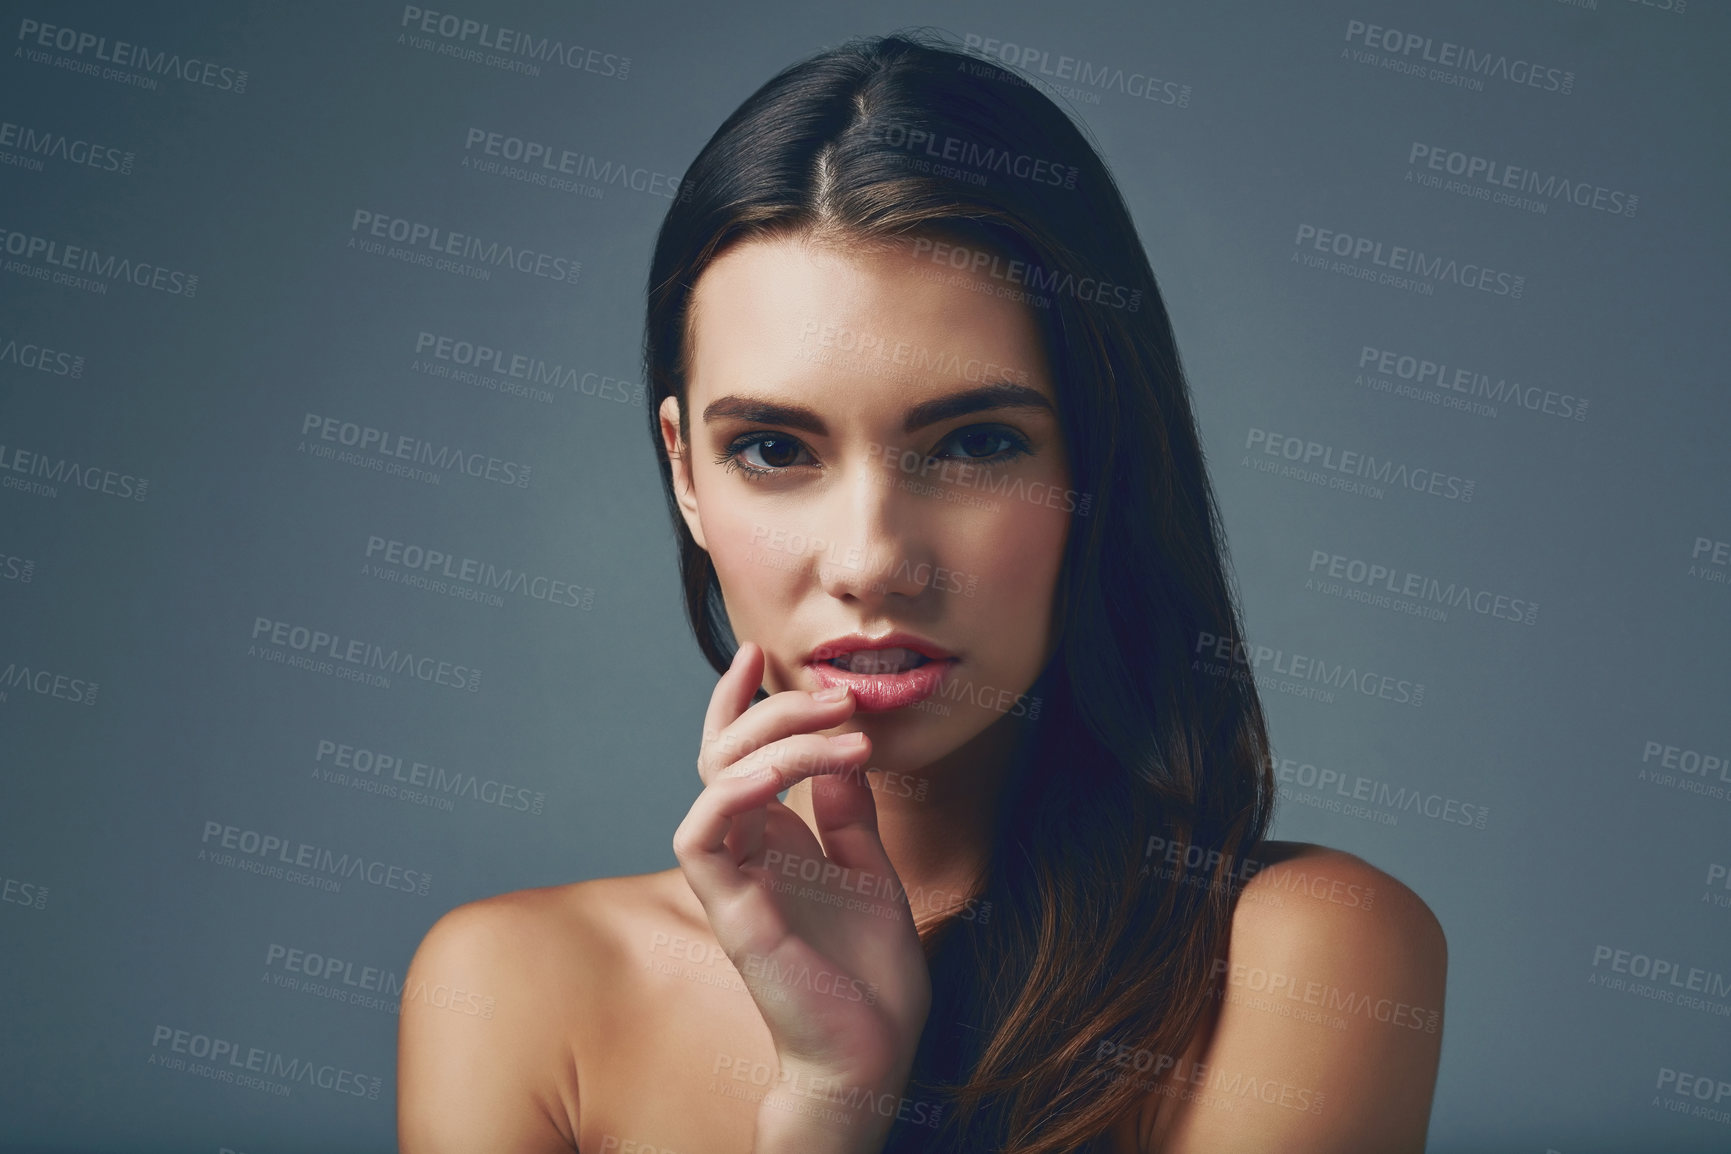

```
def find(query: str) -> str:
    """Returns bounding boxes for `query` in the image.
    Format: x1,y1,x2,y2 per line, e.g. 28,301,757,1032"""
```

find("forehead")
685,234,1054,411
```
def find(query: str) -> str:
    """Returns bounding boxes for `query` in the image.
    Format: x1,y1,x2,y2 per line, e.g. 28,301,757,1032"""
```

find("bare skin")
397,843,1444,1153
398,236,1447,1153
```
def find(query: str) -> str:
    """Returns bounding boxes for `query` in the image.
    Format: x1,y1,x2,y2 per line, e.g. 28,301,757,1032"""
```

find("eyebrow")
701,379,1055,435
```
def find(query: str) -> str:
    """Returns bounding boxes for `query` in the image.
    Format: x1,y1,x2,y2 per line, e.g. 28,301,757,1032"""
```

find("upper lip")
806,631,957,663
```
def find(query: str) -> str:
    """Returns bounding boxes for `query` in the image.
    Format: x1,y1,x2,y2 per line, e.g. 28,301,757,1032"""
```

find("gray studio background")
2,0,1727,1151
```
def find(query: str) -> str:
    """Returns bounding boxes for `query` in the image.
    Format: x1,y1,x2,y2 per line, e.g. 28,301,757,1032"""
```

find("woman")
398,30,1446,1154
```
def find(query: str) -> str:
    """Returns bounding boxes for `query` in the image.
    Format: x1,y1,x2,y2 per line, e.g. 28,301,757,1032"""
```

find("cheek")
701,499,802,615
977,500,1068,592
957,501,1069,659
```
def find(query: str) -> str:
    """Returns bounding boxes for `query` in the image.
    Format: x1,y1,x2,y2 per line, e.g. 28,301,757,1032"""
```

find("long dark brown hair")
642,29,1274,1153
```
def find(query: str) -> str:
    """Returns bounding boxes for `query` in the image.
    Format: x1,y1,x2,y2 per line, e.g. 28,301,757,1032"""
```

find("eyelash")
714,425,1033,481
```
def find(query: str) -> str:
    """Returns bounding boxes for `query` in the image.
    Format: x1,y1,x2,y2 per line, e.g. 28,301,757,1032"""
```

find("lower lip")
807,658,957,712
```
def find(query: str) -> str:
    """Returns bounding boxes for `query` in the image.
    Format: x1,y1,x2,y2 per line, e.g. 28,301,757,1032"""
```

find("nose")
815,449,937,605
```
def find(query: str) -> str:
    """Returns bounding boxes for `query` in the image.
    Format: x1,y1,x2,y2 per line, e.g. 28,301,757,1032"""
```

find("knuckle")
747,755,784,789
747,754,792,788
735,743,777,778
710,728,758,769
791,735,847,775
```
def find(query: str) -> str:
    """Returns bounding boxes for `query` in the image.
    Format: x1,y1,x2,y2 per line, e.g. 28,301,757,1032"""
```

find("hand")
673,642,933,1103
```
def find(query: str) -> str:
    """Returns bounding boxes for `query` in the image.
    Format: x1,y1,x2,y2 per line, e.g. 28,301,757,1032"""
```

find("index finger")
699,641,764,783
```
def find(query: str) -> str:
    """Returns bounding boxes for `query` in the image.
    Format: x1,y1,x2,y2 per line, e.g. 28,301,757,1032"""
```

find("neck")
783,708,1031,930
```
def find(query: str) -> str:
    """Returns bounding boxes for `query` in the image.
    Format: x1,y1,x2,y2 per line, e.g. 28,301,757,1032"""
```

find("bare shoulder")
1235,840,1446,960
396,871,682,1154
1147,841,1447,1154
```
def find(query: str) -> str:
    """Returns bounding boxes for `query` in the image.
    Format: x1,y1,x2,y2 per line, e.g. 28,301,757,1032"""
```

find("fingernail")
829,731,866,747
812,685,848,703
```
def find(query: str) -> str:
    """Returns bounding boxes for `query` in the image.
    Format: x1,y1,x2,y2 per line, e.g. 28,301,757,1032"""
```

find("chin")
863,709,1001,771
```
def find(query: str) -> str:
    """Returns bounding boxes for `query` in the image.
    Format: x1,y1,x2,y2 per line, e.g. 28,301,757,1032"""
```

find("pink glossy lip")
805,631,958,713
808,656,957,712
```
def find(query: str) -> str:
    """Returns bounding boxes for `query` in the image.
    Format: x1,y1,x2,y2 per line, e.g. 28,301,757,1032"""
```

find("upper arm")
1151,846,1448,1154
397,896,579,1154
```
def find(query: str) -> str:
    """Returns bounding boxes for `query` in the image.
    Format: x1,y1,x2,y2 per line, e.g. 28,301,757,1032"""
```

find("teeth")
829,647,928,674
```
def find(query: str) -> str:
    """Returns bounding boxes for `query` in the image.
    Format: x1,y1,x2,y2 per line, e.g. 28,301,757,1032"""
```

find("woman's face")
660,233,1073,777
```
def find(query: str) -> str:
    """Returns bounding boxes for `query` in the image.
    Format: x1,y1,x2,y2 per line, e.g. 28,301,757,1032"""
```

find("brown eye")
935,425,1030,464
953,429,1012,458
716,433,818,479
748,437,805,469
